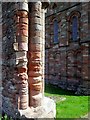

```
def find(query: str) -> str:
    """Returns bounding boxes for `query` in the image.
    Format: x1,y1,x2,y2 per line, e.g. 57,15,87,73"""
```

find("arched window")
54,20,58,43
72,16,78,41
67,11,81,43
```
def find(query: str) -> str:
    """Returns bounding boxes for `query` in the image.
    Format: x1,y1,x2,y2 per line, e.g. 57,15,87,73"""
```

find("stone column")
28,1,43,107
14,2,29,109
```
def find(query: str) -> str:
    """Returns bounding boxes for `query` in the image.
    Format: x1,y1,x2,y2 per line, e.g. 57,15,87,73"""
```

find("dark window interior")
54,20,58,43
72,16,78,41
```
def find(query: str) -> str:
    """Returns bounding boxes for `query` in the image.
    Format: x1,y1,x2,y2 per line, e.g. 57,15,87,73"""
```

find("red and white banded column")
28,1,44,107
14,2,29,110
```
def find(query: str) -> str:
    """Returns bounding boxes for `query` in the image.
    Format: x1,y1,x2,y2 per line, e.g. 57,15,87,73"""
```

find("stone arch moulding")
74,49,82,56
66,50,75,58
67,11,81,21
66,51,75,64
67,11,81,43
74,50,82,80
49,17,59,46
66,51,75,79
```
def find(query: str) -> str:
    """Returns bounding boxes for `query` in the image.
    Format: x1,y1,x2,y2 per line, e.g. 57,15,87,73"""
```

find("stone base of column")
19,97,56,119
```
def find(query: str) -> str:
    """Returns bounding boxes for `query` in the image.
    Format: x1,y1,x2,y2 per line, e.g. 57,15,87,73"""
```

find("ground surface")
0,83,89,119
45,83,89,119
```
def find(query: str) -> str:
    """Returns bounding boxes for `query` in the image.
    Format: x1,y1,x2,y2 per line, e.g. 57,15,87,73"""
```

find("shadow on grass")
45,83,78,96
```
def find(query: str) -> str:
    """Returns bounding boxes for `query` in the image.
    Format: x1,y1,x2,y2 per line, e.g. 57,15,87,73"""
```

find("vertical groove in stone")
14,2,28,110
28,1,43,107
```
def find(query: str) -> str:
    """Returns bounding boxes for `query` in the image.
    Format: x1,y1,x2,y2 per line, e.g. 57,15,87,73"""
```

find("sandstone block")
28,65,41,72
19,88,28,95
13,42,18,51
31,2,41,12
28,60,42,68
16,60,27,68
30,31,42,37
29,43,42,52
14,15,19,23
18,42,28,51
16,36,28,43
18,2,28,12
16,51,27,60
16,11,28,18
19,102,28,110
30,17,41,24
20,94,28,103
19,17,28,24
18,73,28,80
16,23,28,30
30,52,41,60
30,93,42,107
28,76,42,83
17,67,27,73
30,37,42,44
28,71,42,77
30,82,42,91
16,29,28,37
18,80,28,87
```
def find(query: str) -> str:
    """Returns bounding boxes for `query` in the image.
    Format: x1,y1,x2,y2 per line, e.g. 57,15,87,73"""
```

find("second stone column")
28,2,43,107
14,2,29,110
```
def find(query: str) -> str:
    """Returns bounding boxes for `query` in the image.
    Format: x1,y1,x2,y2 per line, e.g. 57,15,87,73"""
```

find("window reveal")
54,20,58,43
72,16,78,41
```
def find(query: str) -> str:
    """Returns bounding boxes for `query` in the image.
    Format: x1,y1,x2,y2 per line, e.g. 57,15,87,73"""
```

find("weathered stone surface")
15,11,28,18
16,51,27,60
45,3,90,95
28,1,44,107
18,42,28,51
29,43,42,52
19,97,56,119
18,2,28,12
1,1,56,119
14,3,29,110
16,29,28,37
16,36,28,43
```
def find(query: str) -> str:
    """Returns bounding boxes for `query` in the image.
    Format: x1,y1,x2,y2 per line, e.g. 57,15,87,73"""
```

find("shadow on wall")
45,83,84,96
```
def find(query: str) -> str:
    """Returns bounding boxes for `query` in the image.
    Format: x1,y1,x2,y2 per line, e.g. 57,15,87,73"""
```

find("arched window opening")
72,16,78,41
68,11,81,43
54,20,58,43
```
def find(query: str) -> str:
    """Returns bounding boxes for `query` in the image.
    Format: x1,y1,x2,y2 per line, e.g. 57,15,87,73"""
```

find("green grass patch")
0,114,13,120
45,83,89,119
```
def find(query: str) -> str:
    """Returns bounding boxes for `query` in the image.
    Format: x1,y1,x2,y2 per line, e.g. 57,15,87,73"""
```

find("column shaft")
14,2,29,109
28,2,44,107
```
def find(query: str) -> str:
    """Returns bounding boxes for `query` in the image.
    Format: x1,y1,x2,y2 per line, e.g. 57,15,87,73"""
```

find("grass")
0,114,13,120
1,83,89,119
45,83,89,119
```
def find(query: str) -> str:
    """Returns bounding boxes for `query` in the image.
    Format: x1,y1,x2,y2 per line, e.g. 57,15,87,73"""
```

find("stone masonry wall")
2,2,19,117
1,2,41,117
2,2,30,116
45,2,90,95
1,1,56,119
